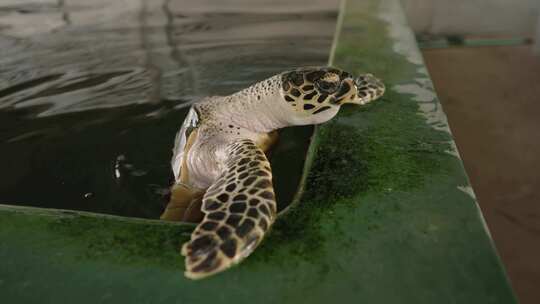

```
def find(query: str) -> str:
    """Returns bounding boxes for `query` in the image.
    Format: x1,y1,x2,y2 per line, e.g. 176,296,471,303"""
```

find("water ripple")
0,0,338,218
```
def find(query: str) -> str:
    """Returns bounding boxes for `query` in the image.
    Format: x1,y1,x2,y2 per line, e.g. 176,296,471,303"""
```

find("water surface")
0,0,339,218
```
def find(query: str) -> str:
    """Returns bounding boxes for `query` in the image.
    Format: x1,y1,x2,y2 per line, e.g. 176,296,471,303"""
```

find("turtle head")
279,67,385,125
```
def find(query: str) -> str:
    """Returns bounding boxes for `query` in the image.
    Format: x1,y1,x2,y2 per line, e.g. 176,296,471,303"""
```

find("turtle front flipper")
181,139,276,279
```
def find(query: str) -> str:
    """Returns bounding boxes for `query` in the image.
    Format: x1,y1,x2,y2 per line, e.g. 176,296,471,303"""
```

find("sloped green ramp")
0,0,516,303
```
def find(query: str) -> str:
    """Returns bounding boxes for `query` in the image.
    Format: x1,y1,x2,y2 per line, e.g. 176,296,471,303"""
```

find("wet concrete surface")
423,45,540,304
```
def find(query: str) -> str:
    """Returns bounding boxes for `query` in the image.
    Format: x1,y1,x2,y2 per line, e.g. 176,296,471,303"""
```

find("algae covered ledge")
258,0,516,303
262,0,456,258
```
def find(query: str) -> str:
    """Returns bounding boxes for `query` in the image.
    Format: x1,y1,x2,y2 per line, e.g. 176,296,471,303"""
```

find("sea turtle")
161,66,385,279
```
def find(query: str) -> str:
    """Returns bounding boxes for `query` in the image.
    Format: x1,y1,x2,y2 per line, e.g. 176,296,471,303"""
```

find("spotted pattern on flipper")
181,139,276,280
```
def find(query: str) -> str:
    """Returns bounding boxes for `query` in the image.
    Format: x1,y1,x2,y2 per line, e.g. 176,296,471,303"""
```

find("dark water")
0,0,338,218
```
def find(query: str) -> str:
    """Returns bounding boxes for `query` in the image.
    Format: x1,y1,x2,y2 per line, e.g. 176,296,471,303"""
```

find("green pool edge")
0,0,517,303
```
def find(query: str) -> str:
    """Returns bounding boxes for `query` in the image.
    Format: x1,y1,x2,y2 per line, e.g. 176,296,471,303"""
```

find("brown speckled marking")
181,139,276,279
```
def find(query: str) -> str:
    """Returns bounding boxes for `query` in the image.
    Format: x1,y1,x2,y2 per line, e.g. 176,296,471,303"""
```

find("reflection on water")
0,0,338,218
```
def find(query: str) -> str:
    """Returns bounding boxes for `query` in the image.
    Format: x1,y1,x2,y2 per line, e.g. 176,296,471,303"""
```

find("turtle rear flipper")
182,139,276,279
160,183,204,222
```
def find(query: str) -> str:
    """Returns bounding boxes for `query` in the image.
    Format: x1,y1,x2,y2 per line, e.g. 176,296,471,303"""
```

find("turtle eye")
316,80,339,94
